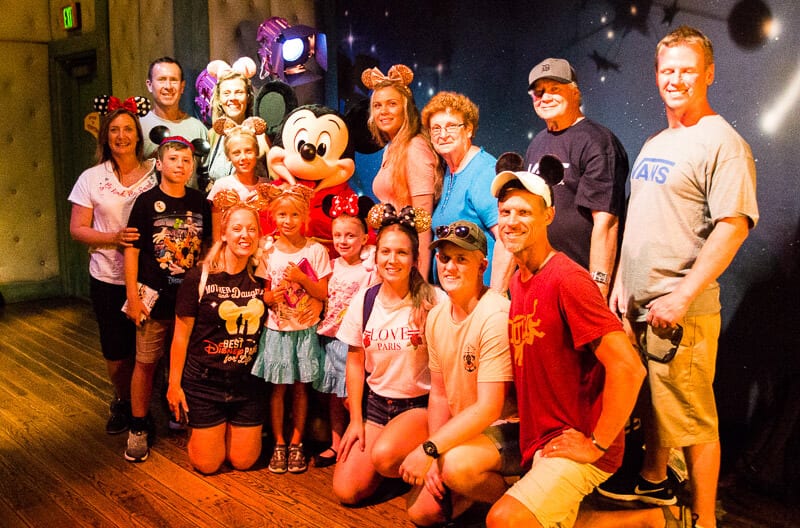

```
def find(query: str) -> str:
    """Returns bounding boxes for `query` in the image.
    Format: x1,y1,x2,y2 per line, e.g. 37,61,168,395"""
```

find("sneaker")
106,399,130,435
597,473,677,505
288,443,307,473
268,444,288,474
124,429,150,462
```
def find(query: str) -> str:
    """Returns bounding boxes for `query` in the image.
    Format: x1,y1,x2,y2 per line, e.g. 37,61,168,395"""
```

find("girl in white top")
206,119,269,241
313,193,378,468
333,203,441,505
250,184,332,474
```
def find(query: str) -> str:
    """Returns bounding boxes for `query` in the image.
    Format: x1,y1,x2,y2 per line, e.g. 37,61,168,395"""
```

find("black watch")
422,440,440,459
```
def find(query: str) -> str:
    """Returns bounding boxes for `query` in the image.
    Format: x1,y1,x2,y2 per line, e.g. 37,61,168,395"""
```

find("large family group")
68,25,757,528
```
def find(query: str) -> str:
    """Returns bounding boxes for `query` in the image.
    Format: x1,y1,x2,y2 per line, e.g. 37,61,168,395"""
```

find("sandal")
661,505,697,528
314,447,337,468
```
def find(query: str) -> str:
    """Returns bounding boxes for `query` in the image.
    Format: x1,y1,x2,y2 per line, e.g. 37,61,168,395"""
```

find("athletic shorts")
483,420,524,476
89,277,136,361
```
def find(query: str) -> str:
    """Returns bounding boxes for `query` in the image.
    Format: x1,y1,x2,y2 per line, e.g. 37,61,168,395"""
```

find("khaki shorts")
640,312,721,447
505,450,610,528
135,318,173,364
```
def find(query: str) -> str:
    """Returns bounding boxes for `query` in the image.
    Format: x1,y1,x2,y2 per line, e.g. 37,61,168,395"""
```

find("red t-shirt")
508,252,624,473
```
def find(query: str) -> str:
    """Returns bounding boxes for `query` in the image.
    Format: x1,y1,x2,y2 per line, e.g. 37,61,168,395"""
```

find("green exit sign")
61,3,82,31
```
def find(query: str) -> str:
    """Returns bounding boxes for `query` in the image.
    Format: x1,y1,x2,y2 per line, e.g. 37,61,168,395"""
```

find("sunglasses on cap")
435,223,483,247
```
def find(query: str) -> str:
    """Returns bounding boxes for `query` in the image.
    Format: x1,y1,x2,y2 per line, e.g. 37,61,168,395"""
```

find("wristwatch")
422,440,440,459
591,271,609,284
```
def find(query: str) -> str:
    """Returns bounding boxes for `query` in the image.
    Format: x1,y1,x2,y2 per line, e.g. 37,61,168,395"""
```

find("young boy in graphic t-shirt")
123,137,211,462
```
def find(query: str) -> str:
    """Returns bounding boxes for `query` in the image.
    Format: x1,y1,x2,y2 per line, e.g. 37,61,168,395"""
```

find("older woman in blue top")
422,92,513,291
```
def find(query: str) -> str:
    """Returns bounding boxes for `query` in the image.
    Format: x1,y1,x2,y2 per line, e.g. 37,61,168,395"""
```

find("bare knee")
370,440,399,477
407,500,443,527
487,496,530,528
190,454,224,475
333,478,367,505
228,451,259,471
440,451,478,490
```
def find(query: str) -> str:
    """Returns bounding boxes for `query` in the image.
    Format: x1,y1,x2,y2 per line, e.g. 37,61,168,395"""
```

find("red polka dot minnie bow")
330,194,359,218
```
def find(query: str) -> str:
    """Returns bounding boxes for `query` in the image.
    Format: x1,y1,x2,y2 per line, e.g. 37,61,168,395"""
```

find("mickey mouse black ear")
495,152,525,174
357,195,376,220
345,98,381,155
321,194,336,217
255,80,298,144
191,137,211,157
149,125,170,146
537,155,564,186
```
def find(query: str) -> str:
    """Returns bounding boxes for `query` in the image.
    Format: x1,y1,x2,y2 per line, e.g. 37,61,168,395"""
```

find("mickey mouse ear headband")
148,126,211,157
366,203,432,233
93,95,150,117
213,183,314,215
361,64,414,91
213,116,267,137
207,57,258,80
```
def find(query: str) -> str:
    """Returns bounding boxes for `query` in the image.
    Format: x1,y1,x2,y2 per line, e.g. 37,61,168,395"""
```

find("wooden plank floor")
0,298,798,527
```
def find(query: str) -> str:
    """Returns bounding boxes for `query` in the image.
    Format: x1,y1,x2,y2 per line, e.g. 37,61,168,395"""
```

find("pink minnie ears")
361,64,414,90
93,95,150,117
206,57,258,79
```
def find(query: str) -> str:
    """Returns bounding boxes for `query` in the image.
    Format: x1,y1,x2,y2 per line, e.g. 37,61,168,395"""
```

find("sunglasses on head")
647,324,684,363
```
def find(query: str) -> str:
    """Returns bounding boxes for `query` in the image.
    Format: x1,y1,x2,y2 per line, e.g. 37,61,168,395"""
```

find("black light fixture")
257,17,328,87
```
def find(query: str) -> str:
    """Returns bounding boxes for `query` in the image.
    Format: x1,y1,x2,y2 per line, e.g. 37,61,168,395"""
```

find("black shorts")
365,388,428,426
90,277,136,361
483,420,524,476
181,359,267,429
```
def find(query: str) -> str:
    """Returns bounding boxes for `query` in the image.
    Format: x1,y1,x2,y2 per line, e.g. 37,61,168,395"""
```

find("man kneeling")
400,221,518,525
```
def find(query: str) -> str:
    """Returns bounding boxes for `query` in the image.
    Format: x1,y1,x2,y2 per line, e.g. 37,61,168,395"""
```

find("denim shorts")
182,358,267,429
365,388,428,426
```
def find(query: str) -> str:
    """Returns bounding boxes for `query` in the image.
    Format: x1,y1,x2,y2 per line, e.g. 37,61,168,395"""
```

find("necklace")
537,250,556,272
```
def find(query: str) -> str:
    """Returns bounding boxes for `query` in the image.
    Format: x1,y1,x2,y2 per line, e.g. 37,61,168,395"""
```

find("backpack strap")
198,265,209,302
362,283,381,330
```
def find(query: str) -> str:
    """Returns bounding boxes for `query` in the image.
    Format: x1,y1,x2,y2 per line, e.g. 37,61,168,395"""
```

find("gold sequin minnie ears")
212,183,314,215
213,116,267,137
93,95,151,117
367,203,431,233
361,64,414,90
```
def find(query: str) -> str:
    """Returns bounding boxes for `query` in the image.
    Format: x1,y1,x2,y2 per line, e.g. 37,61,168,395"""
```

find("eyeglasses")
430,123,465,137
647,324,684,363
435,223,480,247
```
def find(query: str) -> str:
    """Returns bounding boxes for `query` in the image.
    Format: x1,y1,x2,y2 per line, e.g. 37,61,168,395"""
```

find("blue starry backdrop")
334,0,800,452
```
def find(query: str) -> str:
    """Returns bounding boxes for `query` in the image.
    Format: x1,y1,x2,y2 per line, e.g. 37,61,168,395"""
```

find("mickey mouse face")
280,108,350,182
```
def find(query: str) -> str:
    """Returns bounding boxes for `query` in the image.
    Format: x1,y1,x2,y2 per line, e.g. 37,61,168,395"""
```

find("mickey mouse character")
268,105,356,255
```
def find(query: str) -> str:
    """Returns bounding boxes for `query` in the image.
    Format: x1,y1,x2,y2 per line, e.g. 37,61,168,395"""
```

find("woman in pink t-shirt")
362,64,442,280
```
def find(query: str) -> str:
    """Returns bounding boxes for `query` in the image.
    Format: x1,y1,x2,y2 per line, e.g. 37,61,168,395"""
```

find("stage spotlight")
257,17,328,87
